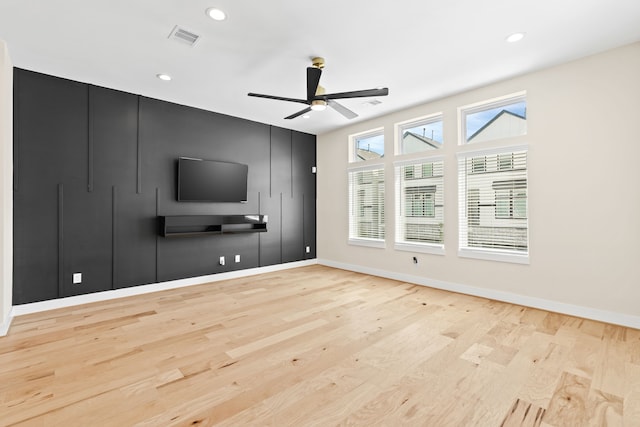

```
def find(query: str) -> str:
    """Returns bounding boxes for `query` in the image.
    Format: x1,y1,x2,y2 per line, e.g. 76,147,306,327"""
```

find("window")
406,187,436,217
422,163,433,178
498,153,514,171
471,157,486,173
351,129,384,162
395,158,444,253
460,93,526,144
396,114,443,154
404,166,415,180
349,165,385,246
458,147,528,263
494,179,527,219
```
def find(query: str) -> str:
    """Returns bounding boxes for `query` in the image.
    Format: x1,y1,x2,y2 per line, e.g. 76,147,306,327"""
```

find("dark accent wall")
13,69,316,305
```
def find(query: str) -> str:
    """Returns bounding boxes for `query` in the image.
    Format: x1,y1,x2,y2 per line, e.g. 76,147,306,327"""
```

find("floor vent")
168,25,200,47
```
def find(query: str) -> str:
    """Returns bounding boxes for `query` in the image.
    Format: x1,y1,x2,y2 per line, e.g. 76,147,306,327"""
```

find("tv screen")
178,157,248,202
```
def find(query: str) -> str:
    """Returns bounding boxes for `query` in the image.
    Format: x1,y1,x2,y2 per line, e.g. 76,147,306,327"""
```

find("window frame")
349,127,385,163
348,162,386,248
457,145,529,264
395,113,444,155
394,156,445,255
458,91,527,145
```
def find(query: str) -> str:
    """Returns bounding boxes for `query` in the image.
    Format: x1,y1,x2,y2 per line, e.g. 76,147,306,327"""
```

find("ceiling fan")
248,57,389,120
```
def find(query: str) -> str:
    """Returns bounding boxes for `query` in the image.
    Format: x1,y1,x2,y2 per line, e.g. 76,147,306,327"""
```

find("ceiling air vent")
168,25,200,47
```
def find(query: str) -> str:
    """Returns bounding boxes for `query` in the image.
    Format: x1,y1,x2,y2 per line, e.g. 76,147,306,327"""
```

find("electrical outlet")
72,272,82,284
219,256,225,266
235,254,240,263
305,246,310,254
413,257,418,264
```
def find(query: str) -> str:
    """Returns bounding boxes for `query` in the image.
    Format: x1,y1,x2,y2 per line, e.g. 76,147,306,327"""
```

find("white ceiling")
1,0,639,135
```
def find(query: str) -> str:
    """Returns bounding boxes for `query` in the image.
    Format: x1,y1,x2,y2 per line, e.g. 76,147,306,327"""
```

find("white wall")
317,42,640,325
0,40,13,336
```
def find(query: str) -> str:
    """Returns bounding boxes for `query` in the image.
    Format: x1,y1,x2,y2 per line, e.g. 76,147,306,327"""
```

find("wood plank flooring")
1,265,639,426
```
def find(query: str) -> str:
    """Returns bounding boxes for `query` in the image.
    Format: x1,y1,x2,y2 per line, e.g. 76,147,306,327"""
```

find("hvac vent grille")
168,25,200,47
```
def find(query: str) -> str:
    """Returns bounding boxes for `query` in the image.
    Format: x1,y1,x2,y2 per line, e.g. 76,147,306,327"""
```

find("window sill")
348,238,386,249
395,242,445,256
458,248,529,265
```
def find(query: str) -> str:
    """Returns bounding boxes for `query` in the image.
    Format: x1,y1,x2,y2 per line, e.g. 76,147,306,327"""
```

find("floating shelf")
159,214,267,237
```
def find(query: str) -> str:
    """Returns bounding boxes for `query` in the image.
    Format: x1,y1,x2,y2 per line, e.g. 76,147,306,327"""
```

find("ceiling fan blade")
248,93,309,105
306,67,322,101
319,87,389,100
284,107,312,120
328,100,358,119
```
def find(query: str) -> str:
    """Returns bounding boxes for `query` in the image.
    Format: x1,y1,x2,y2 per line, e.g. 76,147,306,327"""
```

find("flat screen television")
178,157,248,202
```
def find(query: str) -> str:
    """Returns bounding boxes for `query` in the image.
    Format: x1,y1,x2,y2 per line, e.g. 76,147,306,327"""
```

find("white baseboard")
11,259,318,318
317,258,640,330
0,307,13,337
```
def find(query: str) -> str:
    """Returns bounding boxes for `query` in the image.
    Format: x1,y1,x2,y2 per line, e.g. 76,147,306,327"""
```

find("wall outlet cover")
72,272,82,284
219,256,225,266
306,246,310,253
235,255,240,263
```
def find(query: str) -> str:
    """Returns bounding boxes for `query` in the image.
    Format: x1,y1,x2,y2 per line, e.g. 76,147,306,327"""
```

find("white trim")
348,238,385,249
349,127,385,164
458,91,527,145
0,306,13,337
394,243,445,256
458,91,527,115
316,259,640,330
456,143,529,158
394,112,443,155
393,155,445,168
11,260,317,318
347,161,385,172
458,248,529,265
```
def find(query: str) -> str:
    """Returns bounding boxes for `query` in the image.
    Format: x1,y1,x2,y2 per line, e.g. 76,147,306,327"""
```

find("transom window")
351,129,384,162
460,93,527,144
396,114,443,154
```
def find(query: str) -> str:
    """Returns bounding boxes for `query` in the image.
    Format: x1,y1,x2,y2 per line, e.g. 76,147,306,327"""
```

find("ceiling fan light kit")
310,100,327,111
248,57,388,120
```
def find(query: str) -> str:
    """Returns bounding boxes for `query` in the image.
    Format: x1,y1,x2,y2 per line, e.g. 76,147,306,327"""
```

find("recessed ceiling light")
506,32,525,43
156,73,172,81
206,7,227,21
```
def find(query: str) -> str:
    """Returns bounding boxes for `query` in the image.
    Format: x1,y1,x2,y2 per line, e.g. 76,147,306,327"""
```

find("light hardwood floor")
1,265,639,426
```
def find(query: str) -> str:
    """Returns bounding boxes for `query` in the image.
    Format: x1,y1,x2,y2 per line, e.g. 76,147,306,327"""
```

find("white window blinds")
395,158,444,252
458,147,528,261
348,165,385,245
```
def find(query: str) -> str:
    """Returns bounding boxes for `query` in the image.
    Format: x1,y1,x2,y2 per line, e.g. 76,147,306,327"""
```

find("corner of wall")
0,39,14,335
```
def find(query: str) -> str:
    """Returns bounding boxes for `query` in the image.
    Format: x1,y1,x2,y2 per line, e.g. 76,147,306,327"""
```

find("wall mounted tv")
178,157,248,203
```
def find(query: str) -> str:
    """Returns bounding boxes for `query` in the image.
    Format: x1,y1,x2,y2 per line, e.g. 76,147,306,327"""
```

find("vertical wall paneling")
57,183,63,297
136,96,142,194
290,131,294,198
281,193,303,263
155,187,158,284
12,69,19,192
87,86,93,192
112,186,116,290
258,191,262,266
62,185,113,298
293,131,316,259
13,70,88,304
13,69,316,304
260,126,290,267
